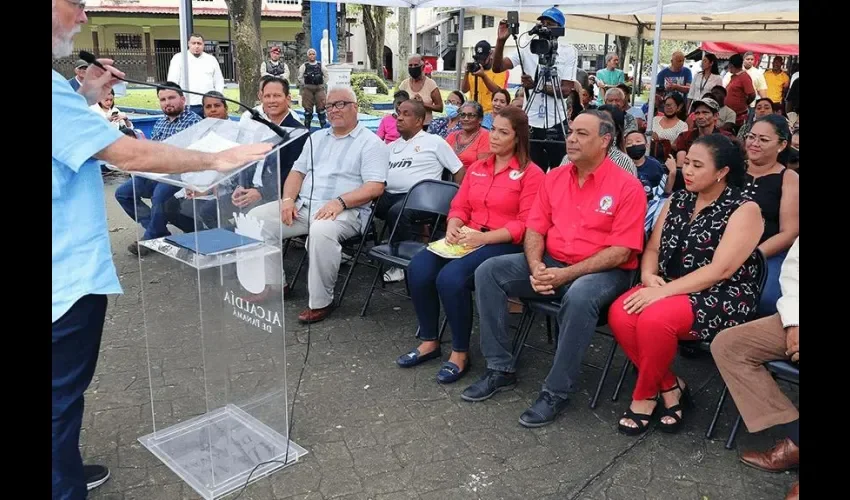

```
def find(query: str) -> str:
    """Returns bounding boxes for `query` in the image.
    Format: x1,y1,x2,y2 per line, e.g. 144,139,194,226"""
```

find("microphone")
78,50,292,141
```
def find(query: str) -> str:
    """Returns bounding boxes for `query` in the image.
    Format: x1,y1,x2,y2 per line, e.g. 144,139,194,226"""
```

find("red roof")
87,5,300,19
700,42,799,57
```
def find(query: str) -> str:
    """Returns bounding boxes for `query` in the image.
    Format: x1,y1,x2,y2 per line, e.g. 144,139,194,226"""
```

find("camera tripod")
524,63,571,170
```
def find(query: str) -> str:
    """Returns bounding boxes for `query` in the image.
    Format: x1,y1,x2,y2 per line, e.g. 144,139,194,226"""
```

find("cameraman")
462,41,509,114
492,7,578,171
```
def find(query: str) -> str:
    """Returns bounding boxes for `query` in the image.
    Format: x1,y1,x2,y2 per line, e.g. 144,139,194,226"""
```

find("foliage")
351,72,389,95
361,5,388,76
639,40,700,75
352,86,374,113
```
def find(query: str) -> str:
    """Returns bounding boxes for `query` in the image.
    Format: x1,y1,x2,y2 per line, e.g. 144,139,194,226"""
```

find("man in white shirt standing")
378,99,465,282
167,33,225,116
492,7,578,172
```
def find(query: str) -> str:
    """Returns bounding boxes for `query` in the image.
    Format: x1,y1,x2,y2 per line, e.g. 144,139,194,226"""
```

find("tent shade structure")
699,41,800,57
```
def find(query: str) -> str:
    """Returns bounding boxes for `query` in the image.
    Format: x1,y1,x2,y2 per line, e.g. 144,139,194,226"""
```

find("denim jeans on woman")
407,243,523,352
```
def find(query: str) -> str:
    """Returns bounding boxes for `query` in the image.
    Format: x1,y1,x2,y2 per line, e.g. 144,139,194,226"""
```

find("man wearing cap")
461,41,509,114
68,59,87,91
493,7,578,171
673,96,734,167
261,45,291,80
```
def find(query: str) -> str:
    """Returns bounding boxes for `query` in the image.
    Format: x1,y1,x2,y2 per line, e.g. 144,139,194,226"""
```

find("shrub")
351,72,389,95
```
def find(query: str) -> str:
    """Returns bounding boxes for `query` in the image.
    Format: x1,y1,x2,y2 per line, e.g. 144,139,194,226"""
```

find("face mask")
445,104,459,119
626,145,647,160
408,66,423,79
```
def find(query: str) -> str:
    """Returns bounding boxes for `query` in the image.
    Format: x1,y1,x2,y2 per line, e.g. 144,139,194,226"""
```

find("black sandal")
617,400,657,436
658,380,692,434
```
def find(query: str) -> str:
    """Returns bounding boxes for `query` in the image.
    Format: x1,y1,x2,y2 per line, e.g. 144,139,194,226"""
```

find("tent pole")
456,8,465,89
178,0,191,93
412,7,417,55
645,0,664,141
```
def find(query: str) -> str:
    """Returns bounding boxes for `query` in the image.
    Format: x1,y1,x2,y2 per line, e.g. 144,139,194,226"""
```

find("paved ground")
84,174,799,500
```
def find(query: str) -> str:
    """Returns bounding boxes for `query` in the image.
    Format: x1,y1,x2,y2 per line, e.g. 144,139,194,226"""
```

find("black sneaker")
519,391,569,428
460,369,517,402
85,464,110,491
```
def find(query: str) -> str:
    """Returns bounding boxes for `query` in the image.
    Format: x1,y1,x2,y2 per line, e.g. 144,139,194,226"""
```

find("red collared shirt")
725,72,756,124
525,157,646,269
448,156,545,244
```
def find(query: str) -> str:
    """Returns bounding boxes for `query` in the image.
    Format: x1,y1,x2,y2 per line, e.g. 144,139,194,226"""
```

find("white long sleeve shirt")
167,52,225,106
775,238,799,328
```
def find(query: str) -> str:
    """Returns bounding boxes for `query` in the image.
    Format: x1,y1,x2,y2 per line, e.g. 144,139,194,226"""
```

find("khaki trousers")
710,313,799,433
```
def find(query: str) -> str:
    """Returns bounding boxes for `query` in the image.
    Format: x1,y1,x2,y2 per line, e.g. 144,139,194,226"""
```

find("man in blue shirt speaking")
52,2,271,498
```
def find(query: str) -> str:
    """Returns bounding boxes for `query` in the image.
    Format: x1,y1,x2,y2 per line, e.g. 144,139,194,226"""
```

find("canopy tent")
699,41,800,57
179,0,798,134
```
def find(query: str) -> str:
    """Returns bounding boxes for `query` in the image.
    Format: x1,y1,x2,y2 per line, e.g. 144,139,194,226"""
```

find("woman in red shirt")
446,101,491,169
398,106,545,384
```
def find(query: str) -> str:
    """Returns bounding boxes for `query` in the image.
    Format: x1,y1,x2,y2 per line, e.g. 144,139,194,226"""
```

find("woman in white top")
687,53,724,110
398,54,444,129
89,89,132,129
651,93,689,143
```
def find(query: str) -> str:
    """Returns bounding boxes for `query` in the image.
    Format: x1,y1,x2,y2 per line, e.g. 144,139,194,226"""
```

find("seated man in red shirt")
673,96,734,167
462,110,647,427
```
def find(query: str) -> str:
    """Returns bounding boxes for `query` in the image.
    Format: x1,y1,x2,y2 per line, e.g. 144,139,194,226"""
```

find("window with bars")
115,33,143,50
463,17,474,30
481,16,495,29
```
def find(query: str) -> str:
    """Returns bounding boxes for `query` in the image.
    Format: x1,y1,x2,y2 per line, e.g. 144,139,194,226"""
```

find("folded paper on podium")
128,117,309,499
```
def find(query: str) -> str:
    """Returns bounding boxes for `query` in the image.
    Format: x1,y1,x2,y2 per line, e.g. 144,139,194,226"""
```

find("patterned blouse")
429,116,462,139
657,186,763,340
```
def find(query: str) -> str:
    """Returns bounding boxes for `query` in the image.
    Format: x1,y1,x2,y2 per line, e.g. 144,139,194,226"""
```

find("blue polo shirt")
52,70,124,322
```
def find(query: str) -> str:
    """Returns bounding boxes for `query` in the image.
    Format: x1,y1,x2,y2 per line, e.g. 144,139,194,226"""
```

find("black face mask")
788,147,799,164
626,145,647,160
408,66,423,79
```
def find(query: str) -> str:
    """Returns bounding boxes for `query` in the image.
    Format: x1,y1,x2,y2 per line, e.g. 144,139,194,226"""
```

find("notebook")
164,228,264,255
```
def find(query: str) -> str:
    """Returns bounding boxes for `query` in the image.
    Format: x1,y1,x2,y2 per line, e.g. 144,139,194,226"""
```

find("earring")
716,177,721,183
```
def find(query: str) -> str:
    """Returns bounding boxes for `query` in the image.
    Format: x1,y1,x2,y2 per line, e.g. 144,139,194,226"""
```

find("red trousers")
608,286,698,401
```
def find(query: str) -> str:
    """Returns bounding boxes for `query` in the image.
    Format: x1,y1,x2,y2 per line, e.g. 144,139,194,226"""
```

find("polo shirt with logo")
525,157,646,269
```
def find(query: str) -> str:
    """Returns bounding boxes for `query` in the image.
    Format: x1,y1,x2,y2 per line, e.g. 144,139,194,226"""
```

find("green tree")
224,0,262,106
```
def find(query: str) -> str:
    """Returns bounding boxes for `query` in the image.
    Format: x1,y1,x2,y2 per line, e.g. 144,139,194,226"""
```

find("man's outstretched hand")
213,143,273,172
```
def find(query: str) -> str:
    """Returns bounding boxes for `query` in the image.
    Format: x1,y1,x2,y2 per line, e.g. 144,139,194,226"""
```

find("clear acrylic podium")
128,118,309,499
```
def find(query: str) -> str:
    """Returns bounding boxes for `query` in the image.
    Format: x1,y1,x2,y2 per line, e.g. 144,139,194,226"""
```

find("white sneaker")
383,267,405,283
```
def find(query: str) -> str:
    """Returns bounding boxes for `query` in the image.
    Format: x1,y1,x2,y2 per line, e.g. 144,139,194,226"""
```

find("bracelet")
336,196,348,210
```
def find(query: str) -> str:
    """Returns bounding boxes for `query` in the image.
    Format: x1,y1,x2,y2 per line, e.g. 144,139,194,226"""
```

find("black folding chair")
722,360,798,449
510,270,640,409
359,179,459,318
286,197,382,308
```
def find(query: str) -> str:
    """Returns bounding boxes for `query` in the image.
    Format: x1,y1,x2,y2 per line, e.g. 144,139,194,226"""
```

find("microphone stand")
78,51,292,141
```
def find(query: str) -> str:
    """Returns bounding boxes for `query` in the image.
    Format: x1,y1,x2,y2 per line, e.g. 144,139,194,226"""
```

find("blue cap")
538,7,565,27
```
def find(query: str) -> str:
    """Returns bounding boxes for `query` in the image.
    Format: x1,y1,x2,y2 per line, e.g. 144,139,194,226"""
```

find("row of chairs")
278,180,798,448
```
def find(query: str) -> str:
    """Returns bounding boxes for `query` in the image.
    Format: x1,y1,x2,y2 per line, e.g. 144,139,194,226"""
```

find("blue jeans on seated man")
407,242,523,353
758,249,788,317
474,253,631,400
115,177,184,240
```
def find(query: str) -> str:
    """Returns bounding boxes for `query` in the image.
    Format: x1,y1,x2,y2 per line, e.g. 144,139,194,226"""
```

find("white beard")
52,7,80,59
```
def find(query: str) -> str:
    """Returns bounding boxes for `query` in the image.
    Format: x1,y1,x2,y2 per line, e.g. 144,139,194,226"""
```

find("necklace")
392,133,419,155
453,130,480,155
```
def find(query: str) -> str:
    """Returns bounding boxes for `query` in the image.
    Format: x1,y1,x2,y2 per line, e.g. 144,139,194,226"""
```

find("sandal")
658,379,692,434
617,399,657,436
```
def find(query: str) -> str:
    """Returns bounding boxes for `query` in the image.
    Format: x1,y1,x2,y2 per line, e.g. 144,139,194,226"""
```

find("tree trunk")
337,3,347,63
298,0,311,63
225,0,262,107
361,5,387,77
615,36,630,73
396,7,410,83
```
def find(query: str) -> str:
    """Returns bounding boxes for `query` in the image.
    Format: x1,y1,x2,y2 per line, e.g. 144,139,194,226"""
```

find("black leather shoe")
460,369,517,402
519,392,569,428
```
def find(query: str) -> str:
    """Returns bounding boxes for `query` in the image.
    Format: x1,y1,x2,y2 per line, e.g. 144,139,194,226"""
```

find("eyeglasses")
458,113,478,119
327,100,355,110
65,0,86,10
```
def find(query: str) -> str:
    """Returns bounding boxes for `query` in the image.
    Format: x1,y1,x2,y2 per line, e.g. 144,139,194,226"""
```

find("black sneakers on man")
460,370,517,402
85,464,111,491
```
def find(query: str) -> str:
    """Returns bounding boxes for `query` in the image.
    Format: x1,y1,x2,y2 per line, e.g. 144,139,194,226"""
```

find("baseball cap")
538,7,566,27
269,45,280,53
691,97,720,112
75,59,88,69
474,40,492,60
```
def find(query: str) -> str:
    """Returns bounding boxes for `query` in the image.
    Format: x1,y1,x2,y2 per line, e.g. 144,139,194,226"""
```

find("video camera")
467,61,481,74
528,24,565,56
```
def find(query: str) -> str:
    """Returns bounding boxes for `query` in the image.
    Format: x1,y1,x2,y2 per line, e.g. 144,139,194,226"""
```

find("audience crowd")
93,11,800,499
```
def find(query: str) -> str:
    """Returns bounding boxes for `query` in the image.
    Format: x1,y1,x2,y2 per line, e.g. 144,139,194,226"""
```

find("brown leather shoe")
298,305,333,324
739,438,799,473
785,481,799,500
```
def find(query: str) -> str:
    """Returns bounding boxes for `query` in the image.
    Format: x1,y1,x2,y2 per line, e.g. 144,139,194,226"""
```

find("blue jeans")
474,253,631,399
115,177,182,240
52,295,108,500
758,250,788,317
407,243,523,352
